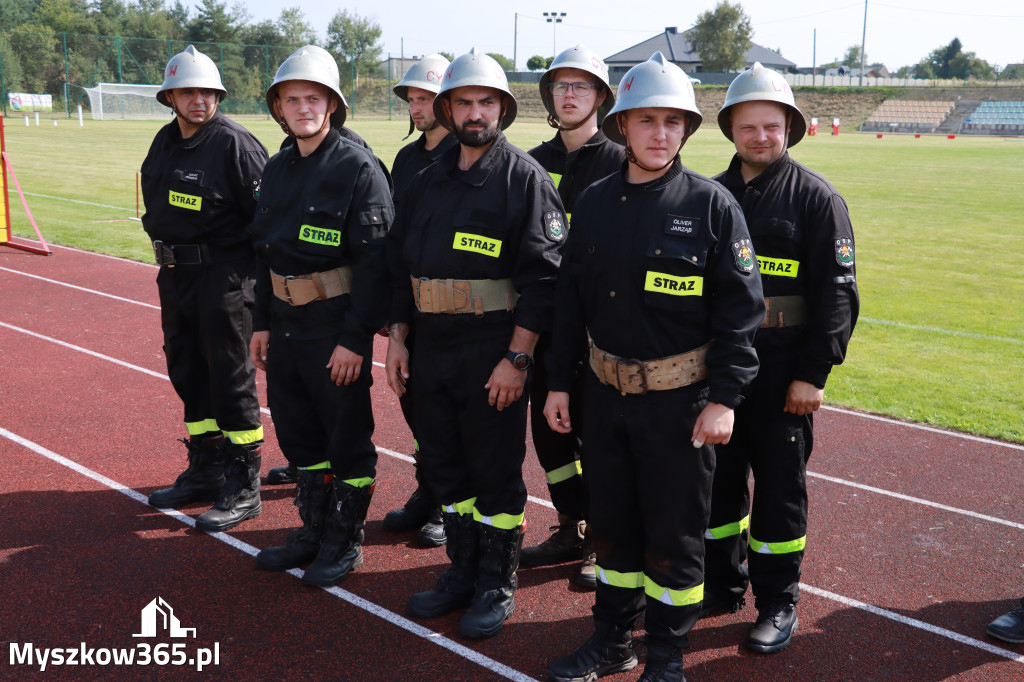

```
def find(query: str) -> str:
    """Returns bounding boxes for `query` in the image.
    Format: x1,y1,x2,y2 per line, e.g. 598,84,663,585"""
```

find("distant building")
824,64,891,78
378,56,421,80
605,26,796,84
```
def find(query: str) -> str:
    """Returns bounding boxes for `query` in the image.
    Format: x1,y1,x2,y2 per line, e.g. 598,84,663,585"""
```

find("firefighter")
384,48,564,639
381,53,458,548
543,52,764,681
521,44,626,589
143,45,267,533
702,62,859,653
247,46,393,586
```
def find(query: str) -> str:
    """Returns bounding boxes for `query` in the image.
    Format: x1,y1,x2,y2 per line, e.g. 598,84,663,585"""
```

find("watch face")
513,353,531,370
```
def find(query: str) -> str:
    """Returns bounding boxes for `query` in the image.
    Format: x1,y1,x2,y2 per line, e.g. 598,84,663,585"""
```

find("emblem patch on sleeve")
732,238,755,273
544,210,566,242
251,178,262,201
835,238,855,268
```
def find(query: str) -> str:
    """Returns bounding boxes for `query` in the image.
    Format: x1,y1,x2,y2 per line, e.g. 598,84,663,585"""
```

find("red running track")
1,244,1022,681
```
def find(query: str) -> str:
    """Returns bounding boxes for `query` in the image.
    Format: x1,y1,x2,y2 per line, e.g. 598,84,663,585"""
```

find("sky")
230,0,1024,72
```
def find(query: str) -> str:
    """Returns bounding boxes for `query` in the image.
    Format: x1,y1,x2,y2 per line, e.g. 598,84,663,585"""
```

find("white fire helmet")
718,62,805,147
601,52,703,145
433,48,517,131
156,45,226,108
539,44,614,129
266,45,349,130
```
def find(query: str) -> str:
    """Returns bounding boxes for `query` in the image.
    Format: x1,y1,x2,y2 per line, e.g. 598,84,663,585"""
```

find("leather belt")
153,241,208,267
762,295,808,328
588,340,709,396
411,276,518,317
271,266,353,306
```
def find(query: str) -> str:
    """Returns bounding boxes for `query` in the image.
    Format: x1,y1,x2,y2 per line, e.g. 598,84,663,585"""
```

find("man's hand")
543,391,572,433
785,380,823,415
485,358,527,410
385,338,410,398
692,402,734,447
250,331,270,371
327,345,363,386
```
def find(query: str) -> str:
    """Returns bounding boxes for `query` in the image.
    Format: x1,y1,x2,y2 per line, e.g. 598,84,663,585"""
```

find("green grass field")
4,114,1023,442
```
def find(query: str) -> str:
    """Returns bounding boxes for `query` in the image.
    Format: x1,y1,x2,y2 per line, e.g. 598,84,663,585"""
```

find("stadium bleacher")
962,101,1024,133
861,100,955,132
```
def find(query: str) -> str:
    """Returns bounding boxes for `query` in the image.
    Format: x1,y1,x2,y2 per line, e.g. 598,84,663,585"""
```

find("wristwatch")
504,349,533,371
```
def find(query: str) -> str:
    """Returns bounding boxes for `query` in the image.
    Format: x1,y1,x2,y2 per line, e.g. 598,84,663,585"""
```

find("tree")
276,7,315,46
188,0,239,43
526,55,547,71
487,52,514,71
687,1,752,72
1000,64,1024,81
438,51,454,62
842,45,865,70
914,38,995,80
325,9,382,89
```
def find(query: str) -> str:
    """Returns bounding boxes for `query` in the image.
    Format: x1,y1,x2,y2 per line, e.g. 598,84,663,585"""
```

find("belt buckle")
614,357,648,395
153,240,175,268
282,275,295,305
414,277,431,312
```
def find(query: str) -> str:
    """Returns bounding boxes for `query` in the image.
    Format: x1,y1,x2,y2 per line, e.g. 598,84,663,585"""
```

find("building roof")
606,27,795,71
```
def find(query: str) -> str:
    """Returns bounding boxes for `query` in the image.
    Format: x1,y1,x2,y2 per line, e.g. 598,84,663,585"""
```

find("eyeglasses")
548,81,596,97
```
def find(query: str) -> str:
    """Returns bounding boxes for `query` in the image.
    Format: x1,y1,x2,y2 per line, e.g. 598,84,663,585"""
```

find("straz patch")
168,190,202,211
732,238,755,273
299,225,341,247
544,210,566,242
835,238,855,268
757,256,800,278
251,178,261,201
644,271,704,296
665,215,700,237
454,232,502,257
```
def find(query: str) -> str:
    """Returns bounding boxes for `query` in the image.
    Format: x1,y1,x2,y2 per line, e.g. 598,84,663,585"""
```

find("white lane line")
12,190,136,213
0,266,161,310
821,406,1024,451
860,317,1023,346
0,426,536,682
798,584,1024,664
49,243,157,267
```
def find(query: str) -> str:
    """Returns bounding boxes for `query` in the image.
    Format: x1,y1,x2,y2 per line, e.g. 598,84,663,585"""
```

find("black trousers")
705,351,813,609
265,334,377,479
157,258,261,439
583,373,713,649
411,334,528,519
529,333,587,519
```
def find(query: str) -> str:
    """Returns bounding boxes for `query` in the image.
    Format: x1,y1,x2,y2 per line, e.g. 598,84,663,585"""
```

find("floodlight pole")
859,0,868,86
544,12,566,58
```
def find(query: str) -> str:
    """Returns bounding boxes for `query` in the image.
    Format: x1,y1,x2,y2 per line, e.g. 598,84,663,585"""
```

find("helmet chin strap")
276,94,335,140
618,113,687,173
547,99,600,132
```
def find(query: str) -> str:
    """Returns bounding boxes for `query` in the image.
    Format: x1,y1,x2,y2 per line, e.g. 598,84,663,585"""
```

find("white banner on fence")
8,93,53,112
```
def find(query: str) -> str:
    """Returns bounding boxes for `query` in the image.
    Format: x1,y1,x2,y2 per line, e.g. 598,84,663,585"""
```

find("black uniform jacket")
528,129,625,214
388,132,565,343
549,159,764,409
391,132,459,210
141,109,267,249
715,153,859,389
280,126,394,194
249,128,395,357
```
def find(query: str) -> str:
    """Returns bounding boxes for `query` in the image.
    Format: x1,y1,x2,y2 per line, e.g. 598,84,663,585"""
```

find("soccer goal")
82,83,169,120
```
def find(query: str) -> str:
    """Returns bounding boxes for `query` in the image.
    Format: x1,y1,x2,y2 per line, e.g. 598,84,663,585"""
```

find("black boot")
416,506,447,547
637,644,686,682
547,623,638,682
302,479,373,586
407,512,477,618
256,469,332,571
459,524,524,638
747,602,798,653
195,441,262,532
382,464,437,531
266,464,297,485
148,435,224,508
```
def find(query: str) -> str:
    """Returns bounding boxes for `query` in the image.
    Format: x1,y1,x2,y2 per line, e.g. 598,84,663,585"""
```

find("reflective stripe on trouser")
583,374,713,649
444,496,527,530
266,334,378,478
186,419,220,436
707,349,813,609
412,334,528,526
158,257,261,438
529,332,586,518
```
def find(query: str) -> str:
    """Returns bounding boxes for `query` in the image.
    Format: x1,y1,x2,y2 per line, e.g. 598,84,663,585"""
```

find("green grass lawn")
4,114,1022,442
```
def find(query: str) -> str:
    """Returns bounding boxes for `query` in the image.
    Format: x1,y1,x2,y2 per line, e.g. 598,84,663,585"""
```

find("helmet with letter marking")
267,45,348,130
539,44,614,129
394,53,450,137
157,45,226,107
718,62,805,147
601,51,702,144
433,48,518,131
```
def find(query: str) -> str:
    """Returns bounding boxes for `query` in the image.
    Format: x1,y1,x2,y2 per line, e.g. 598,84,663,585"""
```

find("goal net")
83,83,169,120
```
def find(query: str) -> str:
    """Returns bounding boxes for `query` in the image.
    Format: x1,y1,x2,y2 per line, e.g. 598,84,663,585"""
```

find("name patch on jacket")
835,239,855,268
180,170,204,184
757,256,799,277
454,232,501,257
168,190,202,211
732,239,755,273
665,215,700,237
300,225,341,246
644,272,704,296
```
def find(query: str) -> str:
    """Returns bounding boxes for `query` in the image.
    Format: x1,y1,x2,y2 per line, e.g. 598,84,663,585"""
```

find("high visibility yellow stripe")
644,272,703,296
757,256,800,278
644,577,704,607
222,426,264,445
704,515,750,540
548,172,563,187
546,460,582,485
453,232,502,258
749,535,807,555
595,565,644,589
299,460,331,471
443,497,477,517
343,477,374,489
473,507,525,530
168,190,202,211
185,419,219,436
